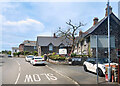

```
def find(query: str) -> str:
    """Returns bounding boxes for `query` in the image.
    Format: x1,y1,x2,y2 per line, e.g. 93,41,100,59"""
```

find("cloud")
3,18,45,33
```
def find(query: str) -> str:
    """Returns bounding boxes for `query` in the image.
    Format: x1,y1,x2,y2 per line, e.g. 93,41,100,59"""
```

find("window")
49,45,53,51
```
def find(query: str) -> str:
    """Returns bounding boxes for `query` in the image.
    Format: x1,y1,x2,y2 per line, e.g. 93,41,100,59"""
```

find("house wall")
77,14,120,61
19,44,24,52
38,46,72,56
24,46,37,52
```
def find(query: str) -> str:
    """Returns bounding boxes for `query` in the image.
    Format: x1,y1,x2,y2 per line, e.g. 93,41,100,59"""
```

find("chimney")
53,33,56,38
79,30,83,36
93,17,99,25
105,5,112,16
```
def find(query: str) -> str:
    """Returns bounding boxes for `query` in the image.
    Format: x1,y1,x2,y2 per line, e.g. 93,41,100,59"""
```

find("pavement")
1,56,120,86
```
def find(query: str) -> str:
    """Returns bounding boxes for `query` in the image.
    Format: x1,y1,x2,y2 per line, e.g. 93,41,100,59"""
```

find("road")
2,56,78,86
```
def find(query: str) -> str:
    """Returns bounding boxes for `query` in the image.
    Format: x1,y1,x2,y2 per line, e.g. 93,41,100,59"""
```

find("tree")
56,19,85,53
17,52,21,57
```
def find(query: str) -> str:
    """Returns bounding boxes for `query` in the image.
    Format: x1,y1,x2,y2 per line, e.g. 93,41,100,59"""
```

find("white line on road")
16,61,20,66
14,60,21,84
45,65,80,86
15,73,21,84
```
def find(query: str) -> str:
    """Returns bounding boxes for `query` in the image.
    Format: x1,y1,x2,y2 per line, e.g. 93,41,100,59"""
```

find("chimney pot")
79,30,83,36
53,33,56,38
105,5,112,16
93,17,99,25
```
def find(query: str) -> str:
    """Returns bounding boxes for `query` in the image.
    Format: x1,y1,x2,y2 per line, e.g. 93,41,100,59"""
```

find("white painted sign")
59,49,67,55
24,73,57,83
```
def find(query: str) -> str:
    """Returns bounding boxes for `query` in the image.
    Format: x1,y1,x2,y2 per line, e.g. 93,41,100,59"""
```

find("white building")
11,47,19,56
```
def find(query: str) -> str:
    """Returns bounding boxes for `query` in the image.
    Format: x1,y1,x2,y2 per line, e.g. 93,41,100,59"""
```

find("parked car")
0,54,5,57
68,57,82,65
30,56,46,66
83,58,117,77
8,55,12,57
25,55,34,62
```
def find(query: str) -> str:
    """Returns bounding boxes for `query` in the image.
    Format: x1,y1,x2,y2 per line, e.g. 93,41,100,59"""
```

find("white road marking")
15,73,21,84
14,60,21,84
24,75,33,82
33,74,41,82
24,73,57,82
40,73,51,80
47,73,57,80
16,61,20,66
46,65,80,86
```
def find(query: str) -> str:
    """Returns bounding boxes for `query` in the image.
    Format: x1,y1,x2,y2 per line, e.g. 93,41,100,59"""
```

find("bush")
49,55,66,60
13,53,17,57
71,53,77,57
33,51,38,56
24,51,29,55
17,52,21,57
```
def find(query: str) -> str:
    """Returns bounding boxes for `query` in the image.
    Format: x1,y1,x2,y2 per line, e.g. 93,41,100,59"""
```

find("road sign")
90,35,115,48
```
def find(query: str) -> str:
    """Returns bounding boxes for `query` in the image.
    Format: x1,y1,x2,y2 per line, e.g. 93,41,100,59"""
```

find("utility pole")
96,35,99,83
107,0,111,82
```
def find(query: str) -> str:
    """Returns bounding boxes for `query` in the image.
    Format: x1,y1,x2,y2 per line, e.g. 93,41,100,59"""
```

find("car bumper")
33,61,46,65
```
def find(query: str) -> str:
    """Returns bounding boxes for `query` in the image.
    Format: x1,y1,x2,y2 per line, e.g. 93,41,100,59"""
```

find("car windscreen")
27,56,34,58
98,58,108,64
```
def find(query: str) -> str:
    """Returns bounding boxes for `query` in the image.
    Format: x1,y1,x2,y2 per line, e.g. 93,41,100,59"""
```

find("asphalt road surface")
2,56,78,86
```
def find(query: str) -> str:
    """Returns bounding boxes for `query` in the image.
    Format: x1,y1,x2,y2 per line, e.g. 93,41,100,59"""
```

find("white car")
30,56,46,66
83,58,118,77
25,55,34,62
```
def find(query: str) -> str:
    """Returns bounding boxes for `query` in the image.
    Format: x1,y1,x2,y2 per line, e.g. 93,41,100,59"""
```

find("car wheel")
98,68,104,77
84,65,88,72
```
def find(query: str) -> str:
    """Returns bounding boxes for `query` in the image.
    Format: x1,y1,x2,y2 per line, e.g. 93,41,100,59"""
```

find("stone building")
37,34,72,56
19,40,37,53
75,6,120,60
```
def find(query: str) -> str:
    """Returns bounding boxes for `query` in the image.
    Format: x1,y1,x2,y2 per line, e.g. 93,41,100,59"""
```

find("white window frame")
49,44,53,51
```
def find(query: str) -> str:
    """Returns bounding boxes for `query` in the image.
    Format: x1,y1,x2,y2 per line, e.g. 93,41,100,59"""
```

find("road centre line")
45,65,80,86
14,60,21,84
15,73,21,84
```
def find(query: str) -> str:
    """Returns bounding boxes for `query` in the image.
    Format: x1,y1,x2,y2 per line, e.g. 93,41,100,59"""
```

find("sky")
0,1,119,51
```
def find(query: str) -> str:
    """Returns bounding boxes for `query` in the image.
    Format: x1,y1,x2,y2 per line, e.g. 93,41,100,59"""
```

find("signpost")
90,35,115,83
96,35,99,83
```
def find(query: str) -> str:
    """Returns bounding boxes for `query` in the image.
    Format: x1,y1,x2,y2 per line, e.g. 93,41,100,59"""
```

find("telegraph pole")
107,0,111,82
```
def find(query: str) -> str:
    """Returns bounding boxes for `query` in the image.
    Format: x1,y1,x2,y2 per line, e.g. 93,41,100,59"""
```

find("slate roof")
78,13,120,41
22,40,36,46
12,47,19,49
37,36,72,46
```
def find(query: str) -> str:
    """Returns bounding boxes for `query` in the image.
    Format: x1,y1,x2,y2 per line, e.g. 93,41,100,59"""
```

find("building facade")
11,47,19,56
37,35,72,56
75,6,120,61
19,40,37,53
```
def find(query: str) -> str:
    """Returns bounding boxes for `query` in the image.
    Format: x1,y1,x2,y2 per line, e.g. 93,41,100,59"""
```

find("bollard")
108,67,112,82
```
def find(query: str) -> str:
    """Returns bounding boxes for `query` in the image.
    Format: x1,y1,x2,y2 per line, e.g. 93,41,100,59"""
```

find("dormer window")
49,44,53,51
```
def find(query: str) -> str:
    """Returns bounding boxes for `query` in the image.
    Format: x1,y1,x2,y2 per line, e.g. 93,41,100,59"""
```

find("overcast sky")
0,1,119,51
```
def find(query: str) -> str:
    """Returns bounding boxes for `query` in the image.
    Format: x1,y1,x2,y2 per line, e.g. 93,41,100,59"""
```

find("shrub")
17,52,21,57
49,55,66,60
71,53,77,57
33,51,38,56
13,53,17,57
